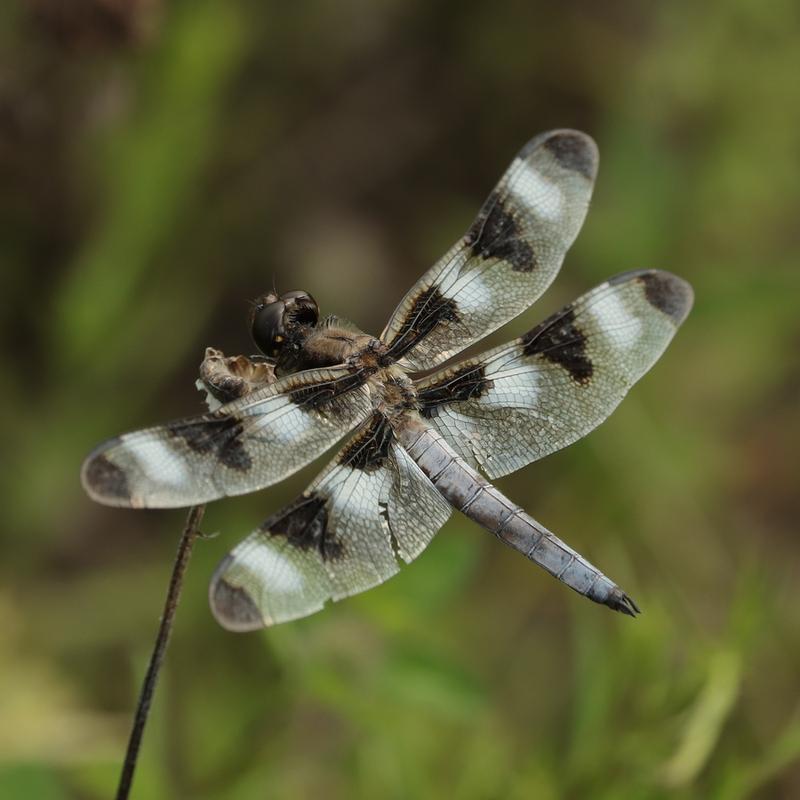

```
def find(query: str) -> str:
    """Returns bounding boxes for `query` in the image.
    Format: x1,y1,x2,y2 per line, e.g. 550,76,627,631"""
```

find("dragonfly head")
249,290,319,359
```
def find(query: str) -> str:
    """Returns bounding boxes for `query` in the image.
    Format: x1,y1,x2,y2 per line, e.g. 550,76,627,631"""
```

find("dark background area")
1,1,799,797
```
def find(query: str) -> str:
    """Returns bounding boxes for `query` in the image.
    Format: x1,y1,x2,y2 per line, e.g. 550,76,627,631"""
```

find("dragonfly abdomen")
398,421,639,617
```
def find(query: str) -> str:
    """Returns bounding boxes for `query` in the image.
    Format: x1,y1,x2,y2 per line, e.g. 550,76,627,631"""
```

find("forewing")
415,270,693,479
210,413,451,630
380,130,598,372
81,367,372,508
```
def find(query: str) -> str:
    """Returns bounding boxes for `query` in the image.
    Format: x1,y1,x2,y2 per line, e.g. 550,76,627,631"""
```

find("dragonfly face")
249,290,319,360
81,130,693,630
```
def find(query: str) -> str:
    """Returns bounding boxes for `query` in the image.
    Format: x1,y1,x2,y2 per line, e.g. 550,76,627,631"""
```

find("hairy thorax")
369,365,417,421
303,325,373,366
198,321,420,421
307,325,419,420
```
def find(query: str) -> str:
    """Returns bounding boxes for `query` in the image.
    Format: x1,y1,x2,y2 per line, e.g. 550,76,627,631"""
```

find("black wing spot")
83,448,130,501
167,417,252,472
210,559,264,630
387,286,461,361
638,272,693,324
522,307,593,384
418,364,494,418
466,192,536,273
337,413,393,472
267,493,343,562
543,131,597,180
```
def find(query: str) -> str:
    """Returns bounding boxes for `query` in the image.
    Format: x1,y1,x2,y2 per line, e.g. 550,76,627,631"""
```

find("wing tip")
639,269,694,325
609,268,694,326
80,439,136,508
209,556,267,632
520,129,599,181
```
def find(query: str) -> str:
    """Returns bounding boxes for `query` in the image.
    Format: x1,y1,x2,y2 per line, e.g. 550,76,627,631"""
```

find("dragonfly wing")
210,412,451,630
81,367,373,508
415,269,693,478
380,130,598,371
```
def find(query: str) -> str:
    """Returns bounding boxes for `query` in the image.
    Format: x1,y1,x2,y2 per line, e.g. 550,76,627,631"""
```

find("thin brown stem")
116,504,206,800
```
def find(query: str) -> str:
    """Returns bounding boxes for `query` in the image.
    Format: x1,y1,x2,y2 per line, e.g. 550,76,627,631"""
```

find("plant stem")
116,504,206,800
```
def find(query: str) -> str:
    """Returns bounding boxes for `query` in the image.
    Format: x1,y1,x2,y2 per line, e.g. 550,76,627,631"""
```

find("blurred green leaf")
660,649,742,788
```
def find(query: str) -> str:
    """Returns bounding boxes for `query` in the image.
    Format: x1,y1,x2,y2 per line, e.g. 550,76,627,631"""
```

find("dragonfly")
81,129,693,631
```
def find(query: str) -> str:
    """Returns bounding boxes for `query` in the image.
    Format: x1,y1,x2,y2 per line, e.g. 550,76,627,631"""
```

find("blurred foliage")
1,0,799,797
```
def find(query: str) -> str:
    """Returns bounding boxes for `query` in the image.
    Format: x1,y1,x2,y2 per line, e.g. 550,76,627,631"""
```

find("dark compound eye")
281,290,319,327
251,300,286,357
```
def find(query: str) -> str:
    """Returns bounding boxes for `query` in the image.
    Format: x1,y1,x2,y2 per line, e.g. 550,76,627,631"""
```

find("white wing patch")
245,397,317,443
124,437,190,490
245,543,307,594
512,160,564,221
442,270,492,315
589,290,643,351
481,352,542,410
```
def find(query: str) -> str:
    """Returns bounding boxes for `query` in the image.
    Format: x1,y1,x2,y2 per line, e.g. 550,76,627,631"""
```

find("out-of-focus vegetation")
1,1,798,797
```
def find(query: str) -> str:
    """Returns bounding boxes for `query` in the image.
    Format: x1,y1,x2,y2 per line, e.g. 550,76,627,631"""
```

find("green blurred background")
1,1,798,798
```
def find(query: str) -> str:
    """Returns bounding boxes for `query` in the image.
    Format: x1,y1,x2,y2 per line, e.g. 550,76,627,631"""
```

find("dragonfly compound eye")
251,300,287,358
281,290,319,328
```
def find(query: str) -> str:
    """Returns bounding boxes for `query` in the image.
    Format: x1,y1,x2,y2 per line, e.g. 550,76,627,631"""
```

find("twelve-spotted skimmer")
81,130,693,630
